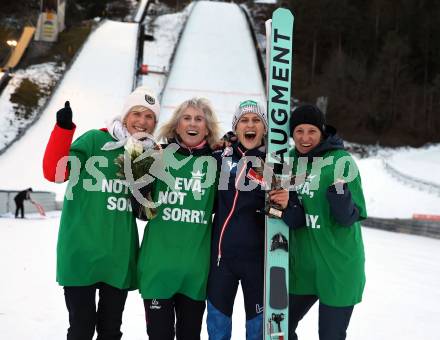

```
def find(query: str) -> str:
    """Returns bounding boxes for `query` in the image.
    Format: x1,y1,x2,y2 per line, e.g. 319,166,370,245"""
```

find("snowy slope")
357,156,440,218
295,226,440,340
1,216,439,339
0,2,435,219
0,1,439,339
159,1,266,134
385,144,440,186
0,20,138,200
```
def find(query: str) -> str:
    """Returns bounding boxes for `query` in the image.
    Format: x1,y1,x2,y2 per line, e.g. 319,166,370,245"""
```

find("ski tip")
273,7,294,19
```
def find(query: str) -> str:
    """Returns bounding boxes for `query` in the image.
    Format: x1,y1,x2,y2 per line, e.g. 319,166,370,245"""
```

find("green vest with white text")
57,130,139,289
137,147,217,300
289,148,367,307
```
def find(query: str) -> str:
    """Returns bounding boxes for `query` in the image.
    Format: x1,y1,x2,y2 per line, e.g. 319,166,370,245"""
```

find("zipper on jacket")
217,147,247,266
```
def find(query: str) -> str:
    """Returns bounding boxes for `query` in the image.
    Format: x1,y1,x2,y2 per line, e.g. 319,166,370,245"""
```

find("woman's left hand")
269,189,289,209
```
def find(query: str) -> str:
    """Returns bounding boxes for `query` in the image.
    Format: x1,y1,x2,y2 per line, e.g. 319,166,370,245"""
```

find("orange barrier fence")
413,214,440,222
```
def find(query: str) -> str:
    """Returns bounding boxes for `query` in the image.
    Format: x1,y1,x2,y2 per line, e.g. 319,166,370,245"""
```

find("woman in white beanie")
103,86,160,150
42,86,159,340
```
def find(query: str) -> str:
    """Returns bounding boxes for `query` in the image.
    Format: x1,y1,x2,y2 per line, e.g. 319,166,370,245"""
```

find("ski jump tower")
34,0,66,42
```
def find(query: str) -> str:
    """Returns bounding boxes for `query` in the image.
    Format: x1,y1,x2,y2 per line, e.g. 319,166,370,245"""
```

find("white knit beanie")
121,86,160,121
102,87,160,150
232,100,267,131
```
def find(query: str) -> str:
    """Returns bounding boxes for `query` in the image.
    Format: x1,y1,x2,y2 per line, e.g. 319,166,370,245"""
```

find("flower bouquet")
115,135,161,220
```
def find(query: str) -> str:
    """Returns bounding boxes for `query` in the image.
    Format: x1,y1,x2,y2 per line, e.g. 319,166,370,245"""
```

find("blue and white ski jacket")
211,143,304,264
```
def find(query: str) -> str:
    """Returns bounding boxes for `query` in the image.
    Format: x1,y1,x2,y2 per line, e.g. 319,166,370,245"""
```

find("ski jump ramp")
2,26,35,70
0,1,264,196
159,1,266,134
0,21,138,198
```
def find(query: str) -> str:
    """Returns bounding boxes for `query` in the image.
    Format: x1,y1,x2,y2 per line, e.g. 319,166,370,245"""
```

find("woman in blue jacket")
207,100,305,340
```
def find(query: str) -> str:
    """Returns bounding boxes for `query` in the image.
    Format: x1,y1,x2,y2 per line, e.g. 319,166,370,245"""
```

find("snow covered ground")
159,1,266,133
357,155,440,218
1,214,439,339
384,144,440,186
0,1,439,339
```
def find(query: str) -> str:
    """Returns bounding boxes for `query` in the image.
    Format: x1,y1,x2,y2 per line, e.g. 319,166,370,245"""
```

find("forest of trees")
283,0,440,146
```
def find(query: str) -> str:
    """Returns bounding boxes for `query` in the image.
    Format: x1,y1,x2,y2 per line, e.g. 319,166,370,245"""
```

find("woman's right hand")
269,189,289,209
56,101,73,129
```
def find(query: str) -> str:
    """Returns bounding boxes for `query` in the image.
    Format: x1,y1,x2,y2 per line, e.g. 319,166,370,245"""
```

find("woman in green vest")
43,87,160,340
288,104,367,340
136,98,220,340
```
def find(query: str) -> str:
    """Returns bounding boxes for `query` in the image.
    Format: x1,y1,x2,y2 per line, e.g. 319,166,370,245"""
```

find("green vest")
57,130,139,289
137,148,217,300
289,148,367,306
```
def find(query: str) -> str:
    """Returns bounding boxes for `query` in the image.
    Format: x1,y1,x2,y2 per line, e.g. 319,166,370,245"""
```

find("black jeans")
14,199,24,218
144,293,206,340
207,257,264,319
289,294,354,340
64,283,128,340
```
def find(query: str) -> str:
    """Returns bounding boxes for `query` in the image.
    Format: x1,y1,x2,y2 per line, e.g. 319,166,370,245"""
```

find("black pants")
15,199,24,218
64,283,128,340
144,293,206,340
289,294,354,340
207,257,264,320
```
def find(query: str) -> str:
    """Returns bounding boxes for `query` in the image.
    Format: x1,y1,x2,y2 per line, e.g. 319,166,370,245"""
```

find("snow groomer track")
158,1,266,133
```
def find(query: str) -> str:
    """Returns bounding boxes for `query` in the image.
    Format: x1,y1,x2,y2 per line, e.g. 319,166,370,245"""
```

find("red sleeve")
42,123,77,182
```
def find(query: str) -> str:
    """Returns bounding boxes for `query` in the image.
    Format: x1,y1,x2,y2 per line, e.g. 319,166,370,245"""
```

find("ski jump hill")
0,1,264,201
0,3,439,340
158,1,265,132
0,0,439,222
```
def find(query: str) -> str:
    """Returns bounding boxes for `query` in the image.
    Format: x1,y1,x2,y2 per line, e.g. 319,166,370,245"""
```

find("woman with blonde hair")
136,97,220,340
157,97,221,149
